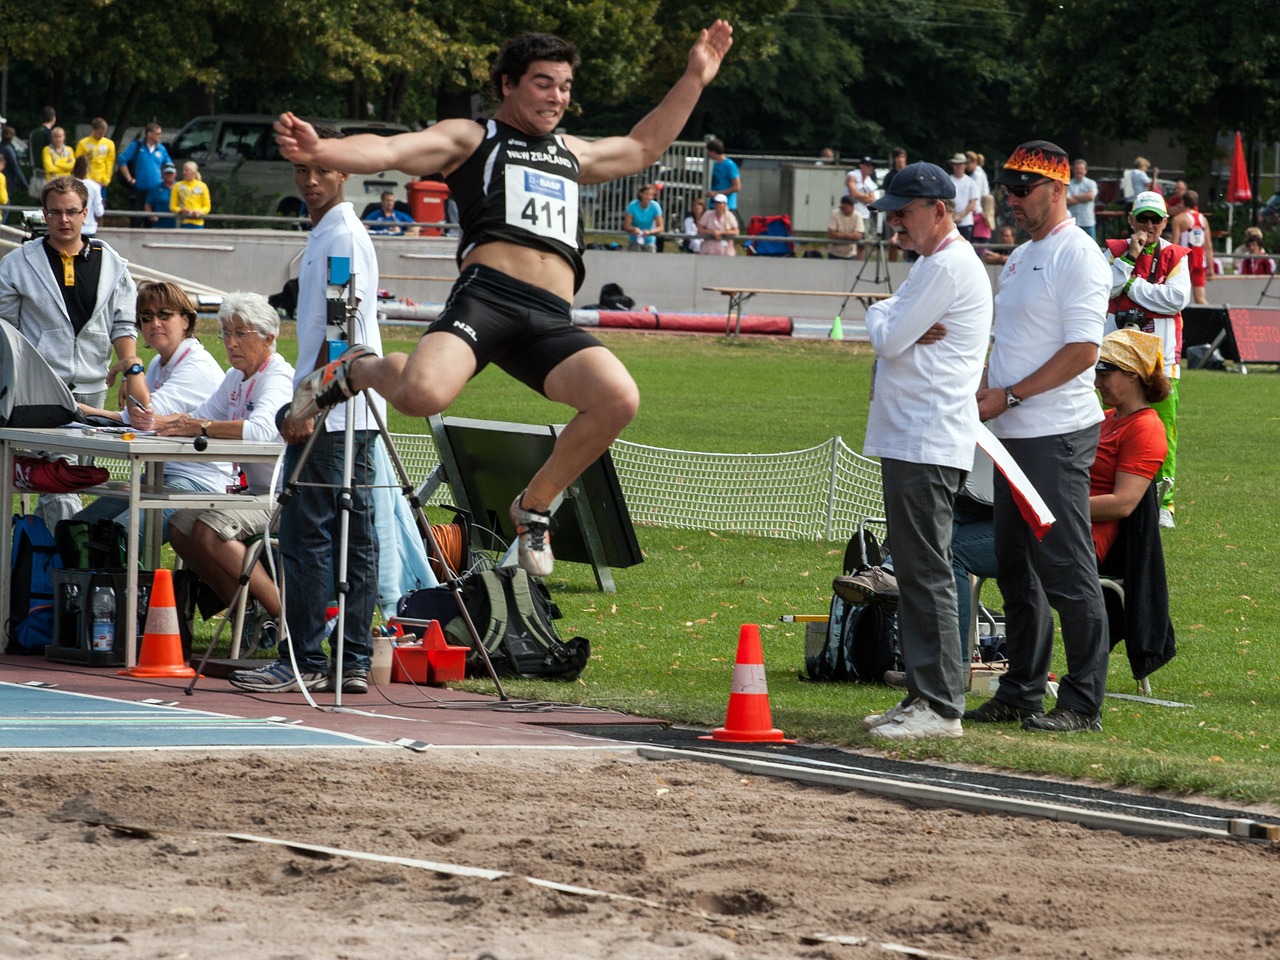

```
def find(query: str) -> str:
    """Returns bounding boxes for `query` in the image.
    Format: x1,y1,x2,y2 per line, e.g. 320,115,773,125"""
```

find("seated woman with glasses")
131,293,294,641
74,282,231,538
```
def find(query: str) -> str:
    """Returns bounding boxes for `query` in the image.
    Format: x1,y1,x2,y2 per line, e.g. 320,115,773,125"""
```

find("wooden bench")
703,286,890,335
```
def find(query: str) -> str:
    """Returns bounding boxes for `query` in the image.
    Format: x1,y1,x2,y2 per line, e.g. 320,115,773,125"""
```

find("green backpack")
443,567,590,681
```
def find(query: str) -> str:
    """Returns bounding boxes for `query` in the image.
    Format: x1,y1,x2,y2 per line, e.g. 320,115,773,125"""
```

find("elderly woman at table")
132,293,294,634
75,282,230,536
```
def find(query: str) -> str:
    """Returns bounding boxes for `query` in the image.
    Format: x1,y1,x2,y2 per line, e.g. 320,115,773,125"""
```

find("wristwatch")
199,420,213,437
125,362,146,377
1004,386,1022,409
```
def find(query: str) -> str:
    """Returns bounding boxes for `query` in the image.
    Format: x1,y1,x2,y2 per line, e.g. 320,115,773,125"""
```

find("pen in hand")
127,394,155,430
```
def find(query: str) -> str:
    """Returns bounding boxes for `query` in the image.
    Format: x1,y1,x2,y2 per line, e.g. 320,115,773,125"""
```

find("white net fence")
101,432,885,542
608,437,883,541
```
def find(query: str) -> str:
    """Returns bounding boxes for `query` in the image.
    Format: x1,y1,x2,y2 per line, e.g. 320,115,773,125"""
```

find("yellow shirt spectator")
0,171,8,207
75,134,117,188
43,144,75,178
171,165,211,227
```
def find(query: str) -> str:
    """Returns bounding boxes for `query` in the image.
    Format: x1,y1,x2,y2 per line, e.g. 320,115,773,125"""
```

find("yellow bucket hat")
1098,329,1162,379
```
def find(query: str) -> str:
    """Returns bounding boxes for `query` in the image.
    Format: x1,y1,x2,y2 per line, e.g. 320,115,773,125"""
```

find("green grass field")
77,325,1280,802
424,329,1280,804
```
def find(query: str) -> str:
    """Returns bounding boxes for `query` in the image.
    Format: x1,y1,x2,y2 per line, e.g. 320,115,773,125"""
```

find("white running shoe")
867,698,963,740
1158,508,1175,529
510,491,554,577
290,344,376,420
862,700,908,731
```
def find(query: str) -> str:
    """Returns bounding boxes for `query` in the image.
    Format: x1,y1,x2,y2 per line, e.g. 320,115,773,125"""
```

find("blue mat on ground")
0,682,382,750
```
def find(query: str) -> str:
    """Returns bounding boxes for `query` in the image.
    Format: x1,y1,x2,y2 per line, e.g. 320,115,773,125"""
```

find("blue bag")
7,512,62,653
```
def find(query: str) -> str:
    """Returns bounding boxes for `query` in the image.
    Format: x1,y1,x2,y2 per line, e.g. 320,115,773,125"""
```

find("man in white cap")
968,139,1112,734
947,152,980,242
1102,191,1191,529
847,161,993,740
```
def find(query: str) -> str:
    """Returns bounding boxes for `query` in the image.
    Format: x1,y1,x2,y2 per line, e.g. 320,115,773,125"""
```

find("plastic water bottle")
91,584,116,652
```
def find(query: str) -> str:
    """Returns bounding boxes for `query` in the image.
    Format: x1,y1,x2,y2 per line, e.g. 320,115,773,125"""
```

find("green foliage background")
5,1,1280,180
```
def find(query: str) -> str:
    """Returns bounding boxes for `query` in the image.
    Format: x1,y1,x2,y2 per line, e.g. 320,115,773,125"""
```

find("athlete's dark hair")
490,33,580,100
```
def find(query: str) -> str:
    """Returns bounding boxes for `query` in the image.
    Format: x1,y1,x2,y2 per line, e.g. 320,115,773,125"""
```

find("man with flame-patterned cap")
966,140,1112,734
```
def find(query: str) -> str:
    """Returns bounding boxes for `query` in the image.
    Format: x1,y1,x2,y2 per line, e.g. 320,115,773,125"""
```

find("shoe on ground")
1158,508,1176,529
289,344,377,420
228,660,327,693
832,566,899,605
867,698,962,740
316,671,369,694
963,698,1041,724
510,491,554,577
883,669,907,689
1021,706,1102,733
862,700,907,731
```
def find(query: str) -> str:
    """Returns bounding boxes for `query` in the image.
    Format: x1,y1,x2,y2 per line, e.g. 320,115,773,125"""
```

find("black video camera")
22,210,49,241
1114,307,1147,330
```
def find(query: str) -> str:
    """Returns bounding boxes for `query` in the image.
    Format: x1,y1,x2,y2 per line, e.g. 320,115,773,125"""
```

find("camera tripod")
832,224,894,322
186,263,504,707
184,390,507,706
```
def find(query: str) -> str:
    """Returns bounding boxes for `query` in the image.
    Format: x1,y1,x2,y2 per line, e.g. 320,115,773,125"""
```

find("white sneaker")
867,698,963,740
1158,508,1176,529
510,491,554,577
862,700,907,731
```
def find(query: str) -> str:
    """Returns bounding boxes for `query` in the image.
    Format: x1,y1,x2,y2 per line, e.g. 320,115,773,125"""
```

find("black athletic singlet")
446,119,587,292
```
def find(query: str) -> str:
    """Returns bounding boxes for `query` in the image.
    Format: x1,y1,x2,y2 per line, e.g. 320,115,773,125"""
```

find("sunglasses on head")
1095,361,1123,373
1133,212,1164,224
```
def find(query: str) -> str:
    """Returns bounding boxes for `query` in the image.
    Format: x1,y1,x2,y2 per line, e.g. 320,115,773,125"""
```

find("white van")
167,114,414,219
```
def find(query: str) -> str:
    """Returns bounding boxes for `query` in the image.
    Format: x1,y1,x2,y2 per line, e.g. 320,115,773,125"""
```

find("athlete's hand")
688,20,733,87
274,112,317,164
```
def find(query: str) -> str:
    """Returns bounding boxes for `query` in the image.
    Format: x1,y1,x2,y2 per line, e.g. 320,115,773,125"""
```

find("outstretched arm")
274,112,483,179
570,21,733,184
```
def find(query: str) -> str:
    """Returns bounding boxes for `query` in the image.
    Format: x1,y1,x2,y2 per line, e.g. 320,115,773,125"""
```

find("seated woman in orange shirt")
1089,328,1170,563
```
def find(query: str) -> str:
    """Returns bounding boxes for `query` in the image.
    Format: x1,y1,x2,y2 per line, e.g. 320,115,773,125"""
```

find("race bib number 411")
505,165,579,247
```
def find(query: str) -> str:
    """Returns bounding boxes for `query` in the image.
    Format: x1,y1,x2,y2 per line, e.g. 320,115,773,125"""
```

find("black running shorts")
426,264,603,395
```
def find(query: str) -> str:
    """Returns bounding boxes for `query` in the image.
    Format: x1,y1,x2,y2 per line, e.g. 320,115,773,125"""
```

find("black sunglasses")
1095,361,1123,373
1004,182,1047,198
1133,213,1165,224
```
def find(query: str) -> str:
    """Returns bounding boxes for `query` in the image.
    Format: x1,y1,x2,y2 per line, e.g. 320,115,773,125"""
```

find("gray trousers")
881,458,967,719
992,426,1110,715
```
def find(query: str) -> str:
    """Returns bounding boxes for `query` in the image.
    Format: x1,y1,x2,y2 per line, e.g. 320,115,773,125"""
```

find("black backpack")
804,526,902,682
442,567,590,680
54,518,129,571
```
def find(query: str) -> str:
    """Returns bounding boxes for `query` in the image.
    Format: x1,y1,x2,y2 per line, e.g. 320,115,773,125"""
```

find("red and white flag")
975,423,1056,540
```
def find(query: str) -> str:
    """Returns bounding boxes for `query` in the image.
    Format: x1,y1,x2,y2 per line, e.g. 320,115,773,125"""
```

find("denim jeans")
279,428,378,673
951,506,998,660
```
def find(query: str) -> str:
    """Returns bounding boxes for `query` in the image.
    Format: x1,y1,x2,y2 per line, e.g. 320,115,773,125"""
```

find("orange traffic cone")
701,624,795,743
119,569,196,678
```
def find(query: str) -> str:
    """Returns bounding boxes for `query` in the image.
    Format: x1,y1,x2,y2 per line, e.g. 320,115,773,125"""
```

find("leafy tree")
1009,0,1280,179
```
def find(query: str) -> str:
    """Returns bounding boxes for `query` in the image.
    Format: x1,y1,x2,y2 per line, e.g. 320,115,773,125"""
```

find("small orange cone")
119,569,195,678
701,624,795,743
